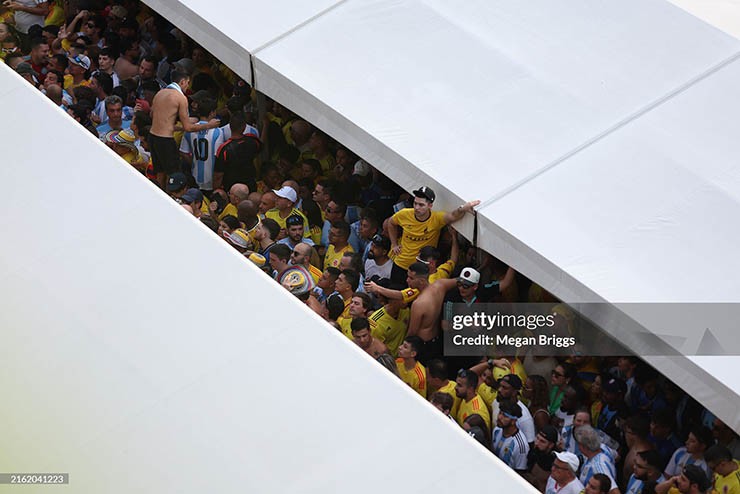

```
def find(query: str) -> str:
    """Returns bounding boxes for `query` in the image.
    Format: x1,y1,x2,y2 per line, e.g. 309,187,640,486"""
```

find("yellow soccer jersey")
324,244,354,269
492,359,528,385
369,307,410,356
401,288,420,304
713,462,740,494
396,358,427,398
429,259,455,284
435,379,462,418
390,209,447,270
336,299,352,338
308,263,323,284
457,394,491,430
477,383,497,411
219,203,238,221
265,208,310,237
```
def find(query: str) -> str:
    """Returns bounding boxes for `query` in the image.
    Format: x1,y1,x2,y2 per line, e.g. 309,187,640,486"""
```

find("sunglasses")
457,368,469,378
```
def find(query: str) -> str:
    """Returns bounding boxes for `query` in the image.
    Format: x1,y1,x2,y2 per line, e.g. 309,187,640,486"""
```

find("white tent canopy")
0,65,532,492
142,0,740,428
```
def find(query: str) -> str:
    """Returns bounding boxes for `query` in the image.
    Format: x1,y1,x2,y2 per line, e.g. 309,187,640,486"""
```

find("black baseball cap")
412,186,435,202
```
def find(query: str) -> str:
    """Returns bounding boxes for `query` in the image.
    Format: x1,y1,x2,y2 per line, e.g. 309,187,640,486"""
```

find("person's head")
326,293,345,321
497,374,522,401
560,385,585,414
454,368,479,400
258,191,277,214
550,452,579,484
573,408,591,428
412,186,435,218
350,318,372,349
0,22,14,43
574,425,602,455
426,359,449,390
290,242,313,267
677,465,711,493
633,450,664,482
624,415,650,447
29,38,49,64
82,15,104,40
685,425,714,455
261,164,283,190
335,269,360,295
229,111,247,135
712,417,738,445
318,267,340,292
551,362,576,388
236,200,258,225
268,243,292,273
705,444,736,477
430,392,454,415
98,47,117,72
138,55,158,80
456,267,480,299
45,84,63,105
584,473,611,494
650,408,675,440
340,252,362,274
406,262,430,289
273,186,297,211
91,71,113,96
43,69,65,90
5,52,25,70
104,95,123,124
522,374,549,407
417,246,441,270
324,200,346,224
289,120,312,146
368,234,390,261
257,218,280,243
284,215,305,243
358,214,379,241
398,335,422,362
312,179,334,205
535,425,559,452
229,183,250,206
329,221,350,247
218,215,240,239
496,399,522,429
601,376,627,407
349,292,372,318
300,159,321,181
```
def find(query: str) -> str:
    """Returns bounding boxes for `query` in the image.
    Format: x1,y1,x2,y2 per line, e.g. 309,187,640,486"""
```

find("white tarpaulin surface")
0,65,532,492
141,0,740,429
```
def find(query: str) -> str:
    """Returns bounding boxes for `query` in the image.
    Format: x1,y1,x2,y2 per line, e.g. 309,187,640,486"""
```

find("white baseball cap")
273,186,298,203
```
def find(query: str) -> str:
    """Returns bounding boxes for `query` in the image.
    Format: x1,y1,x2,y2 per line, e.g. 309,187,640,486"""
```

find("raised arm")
177,95,220,133
387,215,401,257
443,200,481,225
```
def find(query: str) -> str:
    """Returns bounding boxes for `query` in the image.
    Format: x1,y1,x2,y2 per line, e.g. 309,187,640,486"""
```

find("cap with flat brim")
412,186,435,202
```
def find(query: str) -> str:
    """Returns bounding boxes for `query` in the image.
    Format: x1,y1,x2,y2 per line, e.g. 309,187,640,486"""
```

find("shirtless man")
351,318,388,358
149,69,220,189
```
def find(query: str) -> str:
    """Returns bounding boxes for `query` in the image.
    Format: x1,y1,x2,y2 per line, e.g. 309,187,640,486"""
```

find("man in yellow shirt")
324,220,354,269
264,185,309,239
218,183,250,221
427,359,461,418
368,279,409,356
290,243,323,284
706,445,740,494
334,270,359,334
396,336,427,398
387,185,479,283
455,368,491,430
656,465,711,494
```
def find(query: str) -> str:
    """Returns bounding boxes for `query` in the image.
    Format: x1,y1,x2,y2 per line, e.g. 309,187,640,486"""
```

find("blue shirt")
96,119,131,137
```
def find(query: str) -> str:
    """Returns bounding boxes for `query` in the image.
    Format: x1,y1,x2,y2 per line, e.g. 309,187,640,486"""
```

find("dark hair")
226,95,246,114
330,220,350,240
404,335,423,357
141,79,161,94
650,408,675,430
140,54,158,66
133,111,151,129
200,216,218,233
68,102,91,120
326,293,345,321
559,362,577,381
285,214,304,228
317,179,336,199
625,415,650,438
229,111,247,132
418,246,441,262
170,69,188,84
350,317,369,333
72,85,96,106
324,266,341,280
99,46,119,60
458,368,478,388
42,25,59,37
195,97,216,119
260,218,280,241
705,444,733,465
327,200,347,217
30,37,48,50
92,71,114,94
464,414,490,441
342,252,362,273
352,292,372,310
408,262,430,277
221,215,240,230
301,158,321,175
427,359,448,380
340,269,360,292
689,425,715,449
46,69,65,85
300,199,323,228
589,473,611,493
527,375,550,412
500,399,523,418
269,243,291,262
637,450,665,473
430,392,453,412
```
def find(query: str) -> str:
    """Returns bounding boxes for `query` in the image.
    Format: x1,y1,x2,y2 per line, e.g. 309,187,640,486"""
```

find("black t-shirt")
214,135,259,191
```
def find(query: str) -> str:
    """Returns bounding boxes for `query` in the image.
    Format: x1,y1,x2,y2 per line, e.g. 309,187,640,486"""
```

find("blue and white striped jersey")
492,427,529,470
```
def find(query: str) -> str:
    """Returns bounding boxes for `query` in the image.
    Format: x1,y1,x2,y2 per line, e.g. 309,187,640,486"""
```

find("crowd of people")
4,1,739,493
